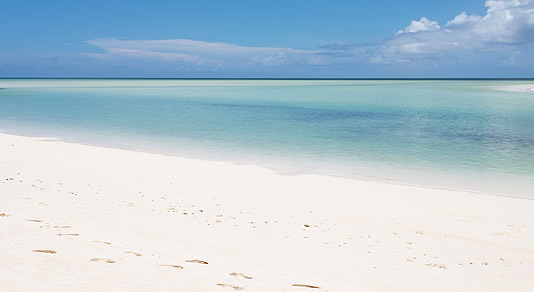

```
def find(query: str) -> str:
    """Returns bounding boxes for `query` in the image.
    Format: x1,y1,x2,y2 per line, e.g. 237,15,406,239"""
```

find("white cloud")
397,17,440,34
373,0,534,63
78,0,534,75
446,12,482,26
85,38,324,71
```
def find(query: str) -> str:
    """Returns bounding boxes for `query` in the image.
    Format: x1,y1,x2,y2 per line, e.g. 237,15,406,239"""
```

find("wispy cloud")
85,38,325,71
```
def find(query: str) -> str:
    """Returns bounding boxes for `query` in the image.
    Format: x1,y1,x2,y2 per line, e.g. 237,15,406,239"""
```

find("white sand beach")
1,132,533,291
493,84,534,93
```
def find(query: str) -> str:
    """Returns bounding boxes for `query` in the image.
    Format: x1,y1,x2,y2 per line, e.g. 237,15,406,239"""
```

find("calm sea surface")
1,79,533,197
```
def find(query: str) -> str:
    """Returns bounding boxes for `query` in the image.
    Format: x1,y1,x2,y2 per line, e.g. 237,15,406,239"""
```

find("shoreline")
2,79,534,199
1,132,534,291
1,130,531,201
492,84,534,93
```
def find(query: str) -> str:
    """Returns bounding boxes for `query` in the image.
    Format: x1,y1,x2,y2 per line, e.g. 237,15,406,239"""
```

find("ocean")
1,79,533,197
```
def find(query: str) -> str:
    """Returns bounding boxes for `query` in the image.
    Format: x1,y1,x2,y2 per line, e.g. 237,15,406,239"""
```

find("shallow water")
1,79,533,197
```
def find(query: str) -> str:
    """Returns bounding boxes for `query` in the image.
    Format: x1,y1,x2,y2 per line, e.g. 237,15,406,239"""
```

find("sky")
1,0,534,78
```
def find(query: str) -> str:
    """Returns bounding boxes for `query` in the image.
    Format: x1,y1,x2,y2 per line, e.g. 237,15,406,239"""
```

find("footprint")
217,283,244,290
425,263,447,269
0,213,9,217
159,264,184,269
125,251,142,257
90,258,116,263
229,272,252,280
292,284,320,289
32,249,56,254
186,259,208,264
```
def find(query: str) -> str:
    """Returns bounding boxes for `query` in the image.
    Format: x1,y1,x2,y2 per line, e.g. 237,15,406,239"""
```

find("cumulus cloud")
446,12,482,26
397,17,441,34
373,0,534,63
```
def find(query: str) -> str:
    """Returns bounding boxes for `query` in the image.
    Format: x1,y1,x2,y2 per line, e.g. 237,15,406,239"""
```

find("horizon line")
2,77,534,81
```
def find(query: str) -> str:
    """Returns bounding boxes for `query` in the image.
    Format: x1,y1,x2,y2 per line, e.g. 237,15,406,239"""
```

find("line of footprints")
18,215,321,290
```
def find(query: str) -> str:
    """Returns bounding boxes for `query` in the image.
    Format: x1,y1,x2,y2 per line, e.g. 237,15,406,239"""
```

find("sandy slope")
1,132,533,291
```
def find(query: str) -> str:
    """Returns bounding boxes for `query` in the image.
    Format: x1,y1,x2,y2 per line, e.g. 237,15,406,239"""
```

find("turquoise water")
1,79,533,197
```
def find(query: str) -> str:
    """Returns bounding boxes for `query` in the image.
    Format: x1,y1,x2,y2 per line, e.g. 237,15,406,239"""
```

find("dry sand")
1,132,533,291
493,84,534,93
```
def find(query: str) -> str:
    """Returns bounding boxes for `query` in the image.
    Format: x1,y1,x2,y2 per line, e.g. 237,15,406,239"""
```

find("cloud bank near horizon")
2,0,533,77
84,38,325,72
81,0,534,74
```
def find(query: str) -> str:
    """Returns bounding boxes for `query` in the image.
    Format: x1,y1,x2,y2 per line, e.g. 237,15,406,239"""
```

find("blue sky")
1,0,533,78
